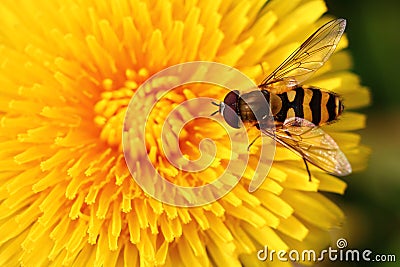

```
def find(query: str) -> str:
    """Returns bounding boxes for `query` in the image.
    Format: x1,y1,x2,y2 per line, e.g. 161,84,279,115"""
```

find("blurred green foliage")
327,0,400,110
322,0,400,266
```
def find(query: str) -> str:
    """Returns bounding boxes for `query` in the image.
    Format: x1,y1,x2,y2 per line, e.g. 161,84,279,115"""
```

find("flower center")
93,68,150,148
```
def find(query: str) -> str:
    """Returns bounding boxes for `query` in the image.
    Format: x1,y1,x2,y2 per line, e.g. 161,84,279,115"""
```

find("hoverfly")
212,18,352,179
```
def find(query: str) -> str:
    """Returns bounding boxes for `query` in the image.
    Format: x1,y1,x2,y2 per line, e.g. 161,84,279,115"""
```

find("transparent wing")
261,117,351,176
259,19,346,94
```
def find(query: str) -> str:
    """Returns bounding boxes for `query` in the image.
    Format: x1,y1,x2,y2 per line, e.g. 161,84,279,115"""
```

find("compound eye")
222,105,240,128
223,90,239,107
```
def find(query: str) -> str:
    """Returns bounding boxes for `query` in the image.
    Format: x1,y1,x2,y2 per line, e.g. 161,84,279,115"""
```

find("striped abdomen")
269,86,344,125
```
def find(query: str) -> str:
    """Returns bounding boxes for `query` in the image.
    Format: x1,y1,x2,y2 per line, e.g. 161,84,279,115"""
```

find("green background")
323,0,400,266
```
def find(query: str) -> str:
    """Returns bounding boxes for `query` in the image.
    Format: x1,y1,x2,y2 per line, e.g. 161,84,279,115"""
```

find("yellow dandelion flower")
0,0,369,266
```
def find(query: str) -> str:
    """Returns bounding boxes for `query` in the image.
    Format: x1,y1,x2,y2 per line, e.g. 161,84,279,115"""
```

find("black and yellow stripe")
268,86,343,126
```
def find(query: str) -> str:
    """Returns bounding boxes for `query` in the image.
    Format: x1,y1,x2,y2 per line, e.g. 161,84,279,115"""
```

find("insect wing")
263,117,351,176
259,19,346,94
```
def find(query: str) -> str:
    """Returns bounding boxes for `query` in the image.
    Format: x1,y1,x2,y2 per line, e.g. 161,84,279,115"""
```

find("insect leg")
248,123,267,151
262,128,313,182
302,156,312,181
248,134,261,151
283,129,312,181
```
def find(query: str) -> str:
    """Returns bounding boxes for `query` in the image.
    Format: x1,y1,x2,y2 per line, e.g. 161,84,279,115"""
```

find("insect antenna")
210,110,219,116
210,101,220,116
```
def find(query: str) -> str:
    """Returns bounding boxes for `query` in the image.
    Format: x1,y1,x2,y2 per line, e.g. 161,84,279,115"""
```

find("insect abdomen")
271,86,344,125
